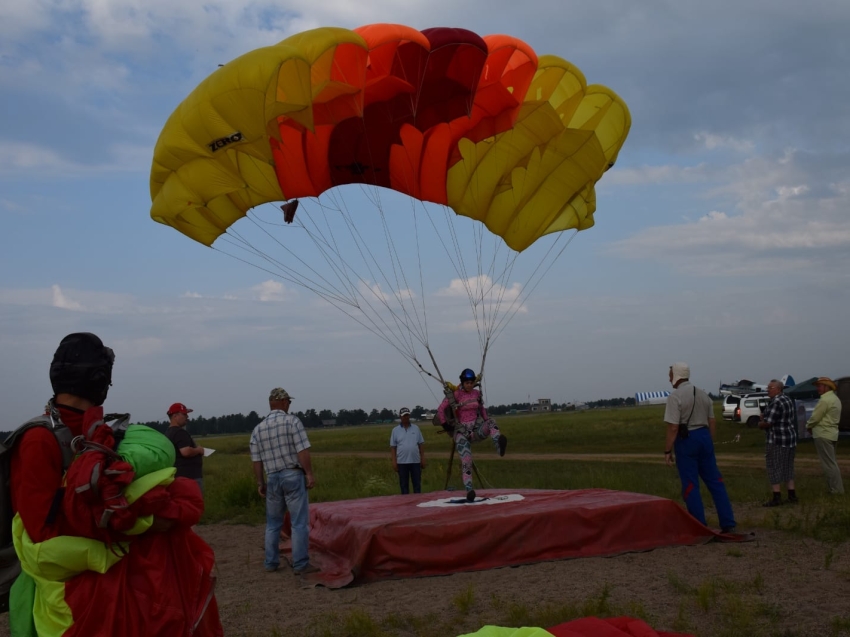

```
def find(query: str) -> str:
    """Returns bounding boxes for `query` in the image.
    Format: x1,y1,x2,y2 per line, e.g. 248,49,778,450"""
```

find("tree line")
128,398,643,437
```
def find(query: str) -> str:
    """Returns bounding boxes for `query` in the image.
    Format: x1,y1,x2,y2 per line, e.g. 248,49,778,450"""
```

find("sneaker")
762,499,783,508
293,564,320,576
264,565,279,572
466,489,476,502
498,435,508,457
720,526,736,534
787,495,799,504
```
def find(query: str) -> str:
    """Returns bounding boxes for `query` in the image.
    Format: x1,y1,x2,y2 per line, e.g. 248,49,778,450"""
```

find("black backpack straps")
2,416,52,450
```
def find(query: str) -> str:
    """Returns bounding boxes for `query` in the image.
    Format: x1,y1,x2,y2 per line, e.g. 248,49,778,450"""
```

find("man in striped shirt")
250,387,319,575
759,380,797,506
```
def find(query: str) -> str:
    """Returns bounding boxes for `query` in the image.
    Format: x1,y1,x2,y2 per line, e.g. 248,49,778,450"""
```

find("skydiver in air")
436,368,508,502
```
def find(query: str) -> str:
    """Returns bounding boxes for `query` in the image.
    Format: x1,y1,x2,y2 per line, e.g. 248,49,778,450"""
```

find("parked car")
734,392,770,428
722,395,741,421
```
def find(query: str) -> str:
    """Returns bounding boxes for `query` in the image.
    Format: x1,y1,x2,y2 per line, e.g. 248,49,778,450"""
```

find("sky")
2,0,849,424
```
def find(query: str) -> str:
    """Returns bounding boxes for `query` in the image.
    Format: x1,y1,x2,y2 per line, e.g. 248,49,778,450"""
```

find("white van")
722,395,740,420
734,393,770,428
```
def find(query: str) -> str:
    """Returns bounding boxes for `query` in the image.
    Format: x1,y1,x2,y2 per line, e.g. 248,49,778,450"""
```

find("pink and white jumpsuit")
437,388,501,492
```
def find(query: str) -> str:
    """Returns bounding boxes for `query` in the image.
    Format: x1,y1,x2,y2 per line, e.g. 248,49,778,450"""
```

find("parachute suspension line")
489,229,578,347
411,195,431,351
299,194,362,303
279,187,428,361
342,131,447,390
347,124,433,357
215,236,421,367
228,223,416,360
438,204,487,350
291,195,421,357
219,226,353,305
483,241,520,345
367,186,432,351
235,202,430,366
296,194,427,360
324,184,425,351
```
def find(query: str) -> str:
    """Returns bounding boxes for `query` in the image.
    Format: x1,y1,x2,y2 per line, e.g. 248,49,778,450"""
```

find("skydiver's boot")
498,434,508,457
466,489,476,502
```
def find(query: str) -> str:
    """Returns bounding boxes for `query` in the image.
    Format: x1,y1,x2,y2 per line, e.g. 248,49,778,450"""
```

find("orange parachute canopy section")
150,24,630,252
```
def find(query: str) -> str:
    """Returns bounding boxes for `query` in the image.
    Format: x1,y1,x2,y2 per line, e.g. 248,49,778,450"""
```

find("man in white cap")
806,377,844,494
390,407,426,494
663,363,737,533
250,388,319,575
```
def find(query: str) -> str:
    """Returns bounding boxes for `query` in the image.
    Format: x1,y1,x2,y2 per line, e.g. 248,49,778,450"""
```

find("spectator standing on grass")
250,387,319,575
165,401,206,494
758,379,798,506
663,362,737,533
806,377,844,495
390,407,426,494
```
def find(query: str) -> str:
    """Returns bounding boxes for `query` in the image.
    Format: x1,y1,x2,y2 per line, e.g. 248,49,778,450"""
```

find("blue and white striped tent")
635,391,671,405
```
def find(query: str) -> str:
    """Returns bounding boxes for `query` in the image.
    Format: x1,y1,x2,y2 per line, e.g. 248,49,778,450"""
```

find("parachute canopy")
150,24,630,252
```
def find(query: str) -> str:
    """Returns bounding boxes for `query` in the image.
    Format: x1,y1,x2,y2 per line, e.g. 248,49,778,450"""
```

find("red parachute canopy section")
271,25,538,207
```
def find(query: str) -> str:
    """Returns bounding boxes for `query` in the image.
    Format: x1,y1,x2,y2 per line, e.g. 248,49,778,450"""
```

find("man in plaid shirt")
250,387,319,575
759,379,798,506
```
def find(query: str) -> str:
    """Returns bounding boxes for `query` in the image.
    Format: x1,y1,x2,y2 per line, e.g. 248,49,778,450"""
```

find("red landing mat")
283,488,744,588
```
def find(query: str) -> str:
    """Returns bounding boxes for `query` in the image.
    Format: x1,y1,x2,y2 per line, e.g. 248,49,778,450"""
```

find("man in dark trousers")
390,407,426,494
663,362,736,533
165,402,205,494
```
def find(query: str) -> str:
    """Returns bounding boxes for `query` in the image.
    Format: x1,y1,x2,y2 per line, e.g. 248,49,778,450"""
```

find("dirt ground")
194,502,849,637
0,506,847,637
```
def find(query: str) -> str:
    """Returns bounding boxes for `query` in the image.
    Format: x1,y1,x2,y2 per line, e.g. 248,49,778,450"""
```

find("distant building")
531,399,552,412
321,418,337,427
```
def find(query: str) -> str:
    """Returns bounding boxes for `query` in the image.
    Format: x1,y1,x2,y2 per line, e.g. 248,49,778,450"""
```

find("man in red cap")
165,402,206,494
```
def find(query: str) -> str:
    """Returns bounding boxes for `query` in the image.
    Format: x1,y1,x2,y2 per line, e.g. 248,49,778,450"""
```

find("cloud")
355,280,415,306
0,143,71,172
251,279,294,302
604,163,713,186
0,285,141,314
693,132,755,153
0,141,151,176
110,336,165,357
438,275,522,303
0,199,26,214
608,150,850,276
51,285,81,310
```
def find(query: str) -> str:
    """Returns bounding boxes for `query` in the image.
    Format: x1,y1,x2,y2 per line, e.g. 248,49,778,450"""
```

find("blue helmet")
459,368,476,383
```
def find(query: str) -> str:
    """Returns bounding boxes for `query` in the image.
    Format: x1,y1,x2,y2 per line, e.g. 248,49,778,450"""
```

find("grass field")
199,404,849,543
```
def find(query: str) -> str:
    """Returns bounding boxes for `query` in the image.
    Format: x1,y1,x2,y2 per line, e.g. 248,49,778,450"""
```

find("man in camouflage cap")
249,387,319,575
268,388,293,401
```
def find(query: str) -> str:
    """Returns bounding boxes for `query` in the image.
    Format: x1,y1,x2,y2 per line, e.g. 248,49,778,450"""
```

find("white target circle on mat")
417,494,526,508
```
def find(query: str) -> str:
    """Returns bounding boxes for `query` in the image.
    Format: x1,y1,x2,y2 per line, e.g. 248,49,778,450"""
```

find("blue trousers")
674,427,736,529
264,469,310,571
398,463,422,494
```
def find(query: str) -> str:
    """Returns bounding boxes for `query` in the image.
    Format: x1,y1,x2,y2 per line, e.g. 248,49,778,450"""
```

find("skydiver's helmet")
459,369,476,384
50,332,115,406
